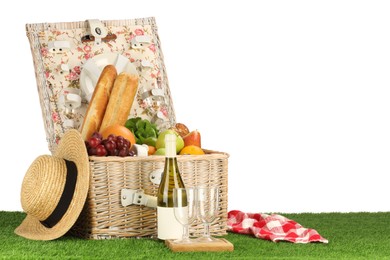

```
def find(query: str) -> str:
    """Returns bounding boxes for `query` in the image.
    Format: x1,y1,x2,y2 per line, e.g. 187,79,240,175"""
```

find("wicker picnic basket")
70,150,229,239
26,17,229,239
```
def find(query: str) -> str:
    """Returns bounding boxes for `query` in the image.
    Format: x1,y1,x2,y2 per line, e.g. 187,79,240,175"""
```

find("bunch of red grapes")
85,132,135,157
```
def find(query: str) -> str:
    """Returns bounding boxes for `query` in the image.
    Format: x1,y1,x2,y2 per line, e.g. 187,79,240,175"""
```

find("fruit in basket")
179,145,205,155
156,129,184,153
91,131,103,140
147,145,157,156
86,131,135,157
170,123,190,138
183,130,201,148
100,124,136,148
88,137,101,148
95,144,108,156
154,148,166,155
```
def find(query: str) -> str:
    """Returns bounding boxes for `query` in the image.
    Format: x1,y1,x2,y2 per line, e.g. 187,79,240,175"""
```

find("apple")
183,130,201,148
154,148,166,155
156,129,184,153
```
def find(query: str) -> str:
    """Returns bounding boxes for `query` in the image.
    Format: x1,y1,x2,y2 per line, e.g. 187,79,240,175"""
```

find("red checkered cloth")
227,210,328,243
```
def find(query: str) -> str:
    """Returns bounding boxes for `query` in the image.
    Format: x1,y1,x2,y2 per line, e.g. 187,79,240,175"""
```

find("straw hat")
15,129,89,240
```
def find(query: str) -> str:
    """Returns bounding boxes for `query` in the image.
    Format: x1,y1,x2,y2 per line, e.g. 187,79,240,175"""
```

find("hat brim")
15,129,90,240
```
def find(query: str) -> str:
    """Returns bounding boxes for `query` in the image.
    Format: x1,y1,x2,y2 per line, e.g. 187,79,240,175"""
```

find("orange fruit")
100,124,136,147
179,145,205,155
147,145,156,156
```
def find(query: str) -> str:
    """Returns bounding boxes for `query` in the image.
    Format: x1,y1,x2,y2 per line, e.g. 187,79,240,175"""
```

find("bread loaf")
80,65,117,140
100,73,139,132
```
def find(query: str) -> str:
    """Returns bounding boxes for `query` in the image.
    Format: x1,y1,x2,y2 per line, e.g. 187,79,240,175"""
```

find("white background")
1,0,389,213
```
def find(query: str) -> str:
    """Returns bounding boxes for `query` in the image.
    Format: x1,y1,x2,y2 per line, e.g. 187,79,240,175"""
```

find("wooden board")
165,238,234,252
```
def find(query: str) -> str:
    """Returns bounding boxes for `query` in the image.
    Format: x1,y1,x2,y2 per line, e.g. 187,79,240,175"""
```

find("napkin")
227,210,328,243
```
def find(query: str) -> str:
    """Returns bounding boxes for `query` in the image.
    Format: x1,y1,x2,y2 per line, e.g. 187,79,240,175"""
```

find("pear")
183,130,201,148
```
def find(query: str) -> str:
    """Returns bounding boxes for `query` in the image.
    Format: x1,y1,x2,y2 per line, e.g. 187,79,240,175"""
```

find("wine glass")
196,186,219,242
173,187,197,243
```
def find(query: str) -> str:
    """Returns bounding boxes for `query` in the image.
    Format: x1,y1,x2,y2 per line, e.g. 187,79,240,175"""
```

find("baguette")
99,73,139,132
80,65,117,140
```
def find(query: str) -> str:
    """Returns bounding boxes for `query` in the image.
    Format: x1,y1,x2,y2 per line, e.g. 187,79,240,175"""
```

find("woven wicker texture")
70,150,229,239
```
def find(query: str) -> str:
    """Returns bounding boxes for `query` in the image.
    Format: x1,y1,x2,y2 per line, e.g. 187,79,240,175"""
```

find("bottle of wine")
157,133,187,240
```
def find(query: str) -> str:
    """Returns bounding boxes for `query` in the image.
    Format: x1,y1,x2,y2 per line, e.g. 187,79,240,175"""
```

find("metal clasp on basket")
83,19,114,45
121,189,157,208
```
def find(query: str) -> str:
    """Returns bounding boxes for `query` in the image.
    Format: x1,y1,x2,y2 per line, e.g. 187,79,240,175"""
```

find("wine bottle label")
157,206,187,240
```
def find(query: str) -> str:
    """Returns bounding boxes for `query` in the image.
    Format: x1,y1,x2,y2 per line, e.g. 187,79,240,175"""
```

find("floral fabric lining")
26,18,175,152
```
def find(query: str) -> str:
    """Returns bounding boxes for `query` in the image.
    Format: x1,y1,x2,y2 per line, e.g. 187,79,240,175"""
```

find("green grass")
1,211,390,259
